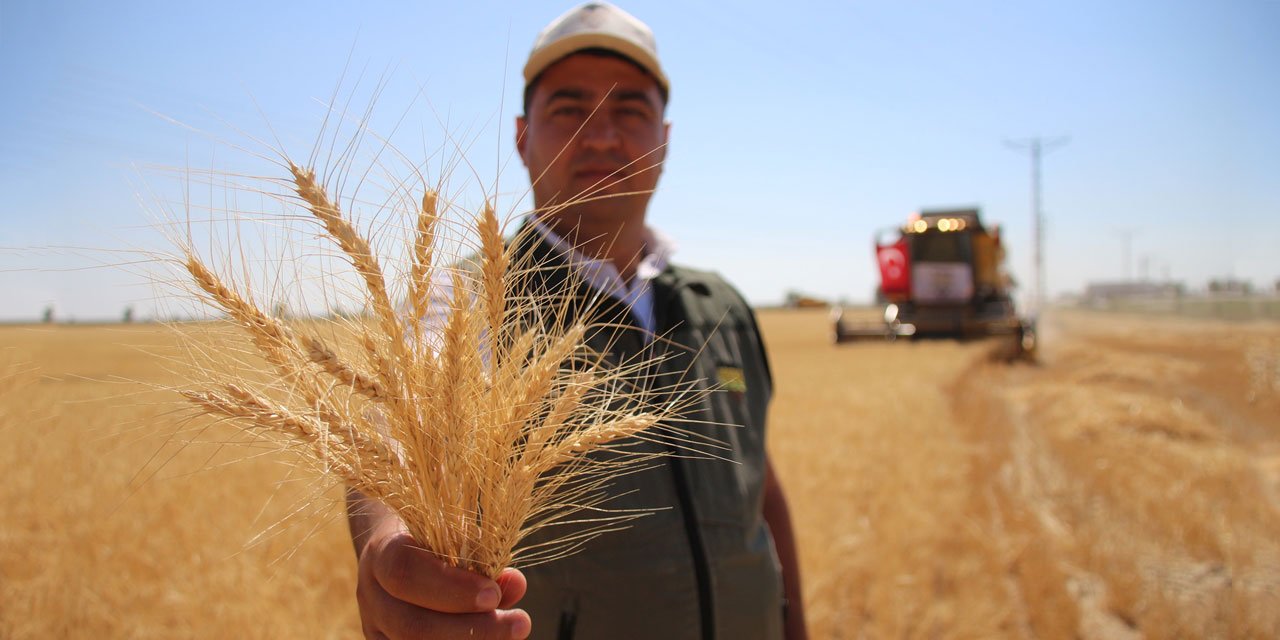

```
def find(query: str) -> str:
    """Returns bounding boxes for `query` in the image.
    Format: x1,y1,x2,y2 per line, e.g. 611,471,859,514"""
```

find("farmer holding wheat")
345,3,807,638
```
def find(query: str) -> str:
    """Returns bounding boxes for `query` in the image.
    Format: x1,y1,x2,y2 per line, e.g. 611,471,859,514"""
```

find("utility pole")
1006,135,1070,314
1114,228,1138,281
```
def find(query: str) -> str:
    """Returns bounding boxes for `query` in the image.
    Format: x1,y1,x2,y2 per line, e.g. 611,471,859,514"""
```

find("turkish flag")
876,239,911,296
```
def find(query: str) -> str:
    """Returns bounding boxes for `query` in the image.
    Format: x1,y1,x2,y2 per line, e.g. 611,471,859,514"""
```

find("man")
347,4,807,638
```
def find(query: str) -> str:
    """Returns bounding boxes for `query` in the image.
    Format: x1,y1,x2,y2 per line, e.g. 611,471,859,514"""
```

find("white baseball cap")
524,2,669,97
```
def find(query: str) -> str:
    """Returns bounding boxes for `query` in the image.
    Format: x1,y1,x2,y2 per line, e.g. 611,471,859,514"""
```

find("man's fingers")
370,532,503,613
496,568,527,609
372,582,531,640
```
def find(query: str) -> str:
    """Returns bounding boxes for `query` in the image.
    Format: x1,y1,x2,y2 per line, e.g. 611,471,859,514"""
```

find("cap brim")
523,32,669,94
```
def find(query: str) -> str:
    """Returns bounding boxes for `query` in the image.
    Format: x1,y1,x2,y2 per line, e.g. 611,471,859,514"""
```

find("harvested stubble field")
2,308,1278,638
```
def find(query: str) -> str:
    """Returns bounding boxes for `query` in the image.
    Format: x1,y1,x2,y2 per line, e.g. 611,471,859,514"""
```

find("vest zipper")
667,451,715,639
653,278,716,640
556,597,578,640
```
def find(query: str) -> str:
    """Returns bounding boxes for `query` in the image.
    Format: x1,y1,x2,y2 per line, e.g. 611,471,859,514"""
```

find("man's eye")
552,106,585,118
617,106,653,122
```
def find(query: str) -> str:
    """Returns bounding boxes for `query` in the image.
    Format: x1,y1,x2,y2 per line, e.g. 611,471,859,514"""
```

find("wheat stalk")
175,156,693,579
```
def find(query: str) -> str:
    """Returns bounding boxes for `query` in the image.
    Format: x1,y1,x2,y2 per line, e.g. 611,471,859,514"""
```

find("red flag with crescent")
877,239,911,296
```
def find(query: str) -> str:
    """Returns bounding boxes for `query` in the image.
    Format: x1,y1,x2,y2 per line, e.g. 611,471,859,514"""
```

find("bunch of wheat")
176,157,689,579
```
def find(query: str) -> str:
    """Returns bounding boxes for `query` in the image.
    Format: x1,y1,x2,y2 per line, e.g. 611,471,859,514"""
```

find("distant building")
1078,278,1276,320
1208,278,1252,295
783,290,829,309
1083,281,1184,303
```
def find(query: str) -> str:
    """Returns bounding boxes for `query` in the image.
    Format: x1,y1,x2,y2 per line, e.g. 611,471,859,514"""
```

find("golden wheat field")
2,308,1278,638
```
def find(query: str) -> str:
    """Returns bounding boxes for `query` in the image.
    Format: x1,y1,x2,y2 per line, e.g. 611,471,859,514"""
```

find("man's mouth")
573,167,627,183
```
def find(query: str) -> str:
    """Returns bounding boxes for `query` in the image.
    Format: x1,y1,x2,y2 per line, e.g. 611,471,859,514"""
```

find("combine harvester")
833,207,1037,360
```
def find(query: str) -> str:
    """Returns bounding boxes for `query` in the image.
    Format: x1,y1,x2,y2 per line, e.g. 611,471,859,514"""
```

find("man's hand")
352,500,531,639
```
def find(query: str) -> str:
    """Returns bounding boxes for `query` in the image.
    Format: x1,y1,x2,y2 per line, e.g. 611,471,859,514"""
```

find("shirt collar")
528,218,676,286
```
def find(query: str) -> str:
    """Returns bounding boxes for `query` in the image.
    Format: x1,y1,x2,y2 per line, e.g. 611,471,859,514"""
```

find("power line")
1005,135,1070,313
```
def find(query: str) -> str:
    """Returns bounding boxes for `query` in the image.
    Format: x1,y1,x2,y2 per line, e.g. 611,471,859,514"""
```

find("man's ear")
658,120,672,166
515,115,529,166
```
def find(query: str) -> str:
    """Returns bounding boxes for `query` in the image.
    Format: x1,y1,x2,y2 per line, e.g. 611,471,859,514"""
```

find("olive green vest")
509,232,784,640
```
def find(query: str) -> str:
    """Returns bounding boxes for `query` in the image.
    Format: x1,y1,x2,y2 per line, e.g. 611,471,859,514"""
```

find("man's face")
516,52,669,226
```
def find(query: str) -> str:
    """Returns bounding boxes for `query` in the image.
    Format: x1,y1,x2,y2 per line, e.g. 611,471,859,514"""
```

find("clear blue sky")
2,0,1277,321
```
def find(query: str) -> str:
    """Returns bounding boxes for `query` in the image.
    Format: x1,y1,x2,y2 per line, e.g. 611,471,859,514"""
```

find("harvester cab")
834,207,1036,360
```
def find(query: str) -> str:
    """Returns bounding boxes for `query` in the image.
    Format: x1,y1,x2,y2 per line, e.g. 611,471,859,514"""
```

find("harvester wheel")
1016,321,1038,362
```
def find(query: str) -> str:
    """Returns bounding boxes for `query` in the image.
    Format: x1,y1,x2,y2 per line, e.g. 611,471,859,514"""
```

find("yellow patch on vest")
717,366,747,393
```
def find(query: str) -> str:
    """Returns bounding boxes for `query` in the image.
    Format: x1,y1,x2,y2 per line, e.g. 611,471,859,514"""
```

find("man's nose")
579,112,621,149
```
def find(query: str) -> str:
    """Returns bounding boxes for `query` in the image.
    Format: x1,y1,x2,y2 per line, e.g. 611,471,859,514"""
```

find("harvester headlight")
938,219,950,232
913,220,928,233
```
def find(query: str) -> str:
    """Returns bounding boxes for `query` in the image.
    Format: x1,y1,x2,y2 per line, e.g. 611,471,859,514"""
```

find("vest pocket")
680,322,767,528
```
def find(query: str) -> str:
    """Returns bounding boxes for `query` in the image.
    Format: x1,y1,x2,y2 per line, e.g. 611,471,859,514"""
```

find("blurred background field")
2,308,1278,638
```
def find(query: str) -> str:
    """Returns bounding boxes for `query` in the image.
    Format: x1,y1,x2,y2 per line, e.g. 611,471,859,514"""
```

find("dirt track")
765,308,1280,638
